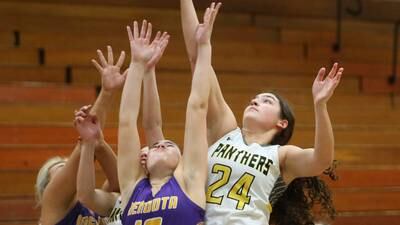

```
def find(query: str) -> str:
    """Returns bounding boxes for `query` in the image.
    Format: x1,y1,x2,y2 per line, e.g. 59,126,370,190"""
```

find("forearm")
118,63,145,191
180,0,199,71
77,141,97,207
313,103,335,168
119,64,144,124
90,90,115,129
95,140,119,192
142,68,164,146
189,44,212,104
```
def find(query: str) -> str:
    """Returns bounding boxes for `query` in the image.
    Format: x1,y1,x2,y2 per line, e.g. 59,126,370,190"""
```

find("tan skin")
180,1,344,185
118,12,217,214
39,46,125,224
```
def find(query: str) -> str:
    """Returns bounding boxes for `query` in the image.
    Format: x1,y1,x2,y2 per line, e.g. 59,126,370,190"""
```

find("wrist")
198,42,212,48
99,88,114,97
314,101,327,109
80,138,99,146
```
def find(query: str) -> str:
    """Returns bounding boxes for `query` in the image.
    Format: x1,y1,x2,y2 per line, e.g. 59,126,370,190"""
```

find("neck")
241,125,277,146
148,173,172,196
148,168,173,187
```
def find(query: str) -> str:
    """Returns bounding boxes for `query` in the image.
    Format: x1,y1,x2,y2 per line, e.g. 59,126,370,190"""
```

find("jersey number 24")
206,164,255,210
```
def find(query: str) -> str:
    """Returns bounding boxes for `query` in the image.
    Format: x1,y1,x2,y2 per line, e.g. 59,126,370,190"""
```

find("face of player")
146,140,181,175
242,93,287,131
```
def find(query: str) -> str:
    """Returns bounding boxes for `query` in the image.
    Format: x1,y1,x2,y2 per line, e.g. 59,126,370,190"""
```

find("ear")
276,119,288,130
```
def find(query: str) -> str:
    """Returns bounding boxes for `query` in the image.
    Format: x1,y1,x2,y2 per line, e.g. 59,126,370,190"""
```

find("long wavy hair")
268,93,337,225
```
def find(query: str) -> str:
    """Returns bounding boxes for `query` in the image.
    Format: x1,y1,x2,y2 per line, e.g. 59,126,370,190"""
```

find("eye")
263,99,272,104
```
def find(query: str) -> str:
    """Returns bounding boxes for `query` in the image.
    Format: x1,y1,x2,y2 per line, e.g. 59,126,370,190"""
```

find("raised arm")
180,1,237,145
40,107,94,224
91,46,127,192
75,106,118,216
180,0,199,71
180,6,218,208
118,20,169,208
142,32,169,147
281,63,344,182
90,46,127,128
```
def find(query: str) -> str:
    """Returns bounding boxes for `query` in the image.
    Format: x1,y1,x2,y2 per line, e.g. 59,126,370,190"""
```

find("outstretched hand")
312,62,344,105
195,2,221,45
92,46,127,92
127,20,170,69
74,105,102,143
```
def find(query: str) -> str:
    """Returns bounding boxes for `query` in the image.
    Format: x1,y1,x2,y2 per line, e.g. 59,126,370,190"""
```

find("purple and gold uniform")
55,202,106,225
122,177,204,225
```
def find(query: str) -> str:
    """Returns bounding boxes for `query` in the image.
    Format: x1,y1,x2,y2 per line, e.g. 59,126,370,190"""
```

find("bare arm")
95,140,119,192
75,110,118,216
90,46,127,191
282,63,343,182
118,21,169,208
180,0,199,71
180,1,237,145
40,143,81,224
90,46,127,129
181,5,218,208
78,141,118,216
142,68,164,146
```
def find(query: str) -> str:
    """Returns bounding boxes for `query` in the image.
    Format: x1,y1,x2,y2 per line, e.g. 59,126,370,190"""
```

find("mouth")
248,106,258,112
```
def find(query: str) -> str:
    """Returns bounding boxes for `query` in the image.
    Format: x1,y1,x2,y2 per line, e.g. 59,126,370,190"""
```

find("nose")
157,143,166,149
250,99,259,106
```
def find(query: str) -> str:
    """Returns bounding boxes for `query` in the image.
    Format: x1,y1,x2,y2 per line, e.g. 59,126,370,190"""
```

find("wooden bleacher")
1,0,400,224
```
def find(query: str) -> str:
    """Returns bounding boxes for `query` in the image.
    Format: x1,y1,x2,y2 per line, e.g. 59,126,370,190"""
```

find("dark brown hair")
268,92,337,225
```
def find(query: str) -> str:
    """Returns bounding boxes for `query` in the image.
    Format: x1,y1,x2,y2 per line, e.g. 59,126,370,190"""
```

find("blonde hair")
35,156,67,206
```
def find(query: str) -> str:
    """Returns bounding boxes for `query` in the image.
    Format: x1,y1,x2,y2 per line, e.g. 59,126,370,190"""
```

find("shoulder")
278,145,303,166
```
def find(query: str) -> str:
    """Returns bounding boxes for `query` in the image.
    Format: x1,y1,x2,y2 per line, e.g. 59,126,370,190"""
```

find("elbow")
187,94,208,111
313,155,334,175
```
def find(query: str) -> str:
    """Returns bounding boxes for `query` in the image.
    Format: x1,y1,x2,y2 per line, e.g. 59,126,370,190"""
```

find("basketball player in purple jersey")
118,9,220,224
36,47,125,225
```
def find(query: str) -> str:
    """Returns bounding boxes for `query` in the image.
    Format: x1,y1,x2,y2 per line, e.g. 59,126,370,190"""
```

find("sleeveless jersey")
122,177,205,225
55,201,107,225
108,196,123,225
205,128,282,225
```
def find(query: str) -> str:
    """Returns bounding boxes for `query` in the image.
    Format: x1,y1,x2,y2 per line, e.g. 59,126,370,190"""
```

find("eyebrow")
258,94,278,102
165,140,176,146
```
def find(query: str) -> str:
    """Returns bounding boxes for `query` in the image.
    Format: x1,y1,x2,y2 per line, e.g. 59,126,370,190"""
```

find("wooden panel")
333,214,400,225
0,85,96,103
0,170,107,197
0,48,38,66
362,77,400,94
0,197,38,221
0,66,65,83
333,188,400,211
281,29,394,48
0,126,119,145
323,168,400,188
308,46,394,64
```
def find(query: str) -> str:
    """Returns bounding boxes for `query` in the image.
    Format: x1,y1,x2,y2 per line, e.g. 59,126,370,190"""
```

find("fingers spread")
315,67,326,82
107,45,114,65
127,26,134,42
91,59,103,73
133,21,139,39
116,51,126,68
140,20,147,39
97,49,108,67
145,22,152,44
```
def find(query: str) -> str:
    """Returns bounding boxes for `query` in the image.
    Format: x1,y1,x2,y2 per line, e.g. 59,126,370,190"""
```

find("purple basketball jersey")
122,177,205,225
55,201,106,225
